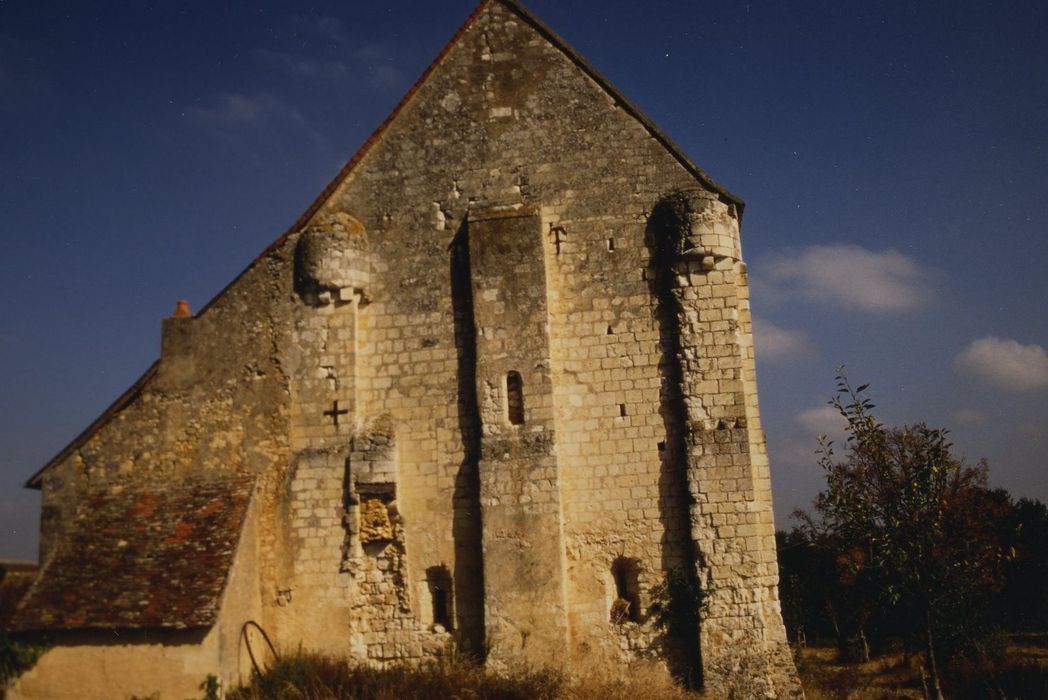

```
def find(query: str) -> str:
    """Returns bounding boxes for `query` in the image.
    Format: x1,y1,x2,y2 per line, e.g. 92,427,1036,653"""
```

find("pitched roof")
0,561,39,628
25,0,742,490
10,475,254,631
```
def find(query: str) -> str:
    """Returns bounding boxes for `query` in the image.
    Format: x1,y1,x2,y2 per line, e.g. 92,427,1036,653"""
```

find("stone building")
7,1,800,697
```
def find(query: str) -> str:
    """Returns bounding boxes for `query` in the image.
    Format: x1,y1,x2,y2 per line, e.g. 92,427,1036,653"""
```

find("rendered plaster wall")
7,632,216,700
213,490,265,692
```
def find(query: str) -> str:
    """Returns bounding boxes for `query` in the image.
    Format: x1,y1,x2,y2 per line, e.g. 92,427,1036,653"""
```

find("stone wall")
20,1,800,696
255,0,796,691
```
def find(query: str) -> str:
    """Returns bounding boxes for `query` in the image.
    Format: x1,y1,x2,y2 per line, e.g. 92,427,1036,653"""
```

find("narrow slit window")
507,371,525,425
611,557,641,623
426,566,454,630
607,237,616,252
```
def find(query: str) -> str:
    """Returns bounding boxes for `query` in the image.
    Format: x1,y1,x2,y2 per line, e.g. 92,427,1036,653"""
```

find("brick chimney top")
172,300,192,318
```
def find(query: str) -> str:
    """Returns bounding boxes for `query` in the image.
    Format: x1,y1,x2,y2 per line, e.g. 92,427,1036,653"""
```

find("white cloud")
770,405,850,472
955,337,1048,391
951,408,986,427
752,316,815,364
290,14,350,44
254,49,349,79
795,405,848,442
762,244,932,312
355,44,404,91
187,92,306,131
251,39,403,93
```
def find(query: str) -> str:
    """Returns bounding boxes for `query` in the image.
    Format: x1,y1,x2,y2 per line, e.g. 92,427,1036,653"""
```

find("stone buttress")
649,189,802,697
466,205,569,667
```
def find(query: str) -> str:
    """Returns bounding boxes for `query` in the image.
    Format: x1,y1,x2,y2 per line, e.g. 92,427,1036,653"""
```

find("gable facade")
8,2,801,698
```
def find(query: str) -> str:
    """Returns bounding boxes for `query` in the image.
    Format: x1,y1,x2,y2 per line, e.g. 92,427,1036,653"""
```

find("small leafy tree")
794,371,1005,700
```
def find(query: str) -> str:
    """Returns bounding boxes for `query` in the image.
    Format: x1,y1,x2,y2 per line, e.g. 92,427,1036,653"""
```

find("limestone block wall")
544,209,697,670
648,189,801,697
467,205,568,668
22,2,800,695
264,219,455,663
304,1,799,692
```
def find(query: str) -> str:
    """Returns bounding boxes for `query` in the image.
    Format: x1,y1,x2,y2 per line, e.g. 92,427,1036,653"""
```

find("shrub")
0,632,49,690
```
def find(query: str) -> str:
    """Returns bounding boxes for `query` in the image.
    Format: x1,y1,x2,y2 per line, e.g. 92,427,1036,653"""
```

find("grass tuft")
227,652,702,700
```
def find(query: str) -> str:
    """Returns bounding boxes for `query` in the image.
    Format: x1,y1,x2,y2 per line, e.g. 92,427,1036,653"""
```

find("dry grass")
227,653,702,700
562,659,697,700
796,640,1048,700
795,647,924,700
228,642,1048,700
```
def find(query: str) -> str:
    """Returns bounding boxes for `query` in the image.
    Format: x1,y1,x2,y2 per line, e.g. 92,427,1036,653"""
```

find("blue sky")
2,0,1046,560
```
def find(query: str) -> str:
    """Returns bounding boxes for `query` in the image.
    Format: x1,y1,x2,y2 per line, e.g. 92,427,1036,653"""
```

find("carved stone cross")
550,225,567,255
323,400,349,426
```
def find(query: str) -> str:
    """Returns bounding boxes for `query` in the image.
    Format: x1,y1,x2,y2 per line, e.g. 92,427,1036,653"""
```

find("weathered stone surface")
10,1,801,698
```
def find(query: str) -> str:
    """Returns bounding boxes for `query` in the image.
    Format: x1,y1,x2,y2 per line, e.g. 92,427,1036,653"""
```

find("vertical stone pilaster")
277,213,374,653
467,205,569,668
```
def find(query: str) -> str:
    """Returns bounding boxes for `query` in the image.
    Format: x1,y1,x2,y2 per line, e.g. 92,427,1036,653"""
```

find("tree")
794,371,1005,700
991,494,1048,631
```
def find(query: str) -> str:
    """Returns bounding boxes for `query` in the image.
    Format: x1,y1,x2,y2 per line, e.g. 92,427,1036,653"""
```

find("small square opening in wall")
507,371,525,425
619,403,627,417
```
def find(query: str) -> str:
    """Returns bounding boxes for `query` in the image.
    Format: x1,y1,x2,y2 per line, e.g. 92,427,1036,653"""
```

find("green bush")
0,631,49,689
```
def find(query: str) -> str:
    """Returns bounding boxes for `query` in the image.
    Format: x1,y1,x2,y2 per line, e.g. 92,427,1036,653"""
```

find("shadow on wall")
645,193,705,689
448,221,486,658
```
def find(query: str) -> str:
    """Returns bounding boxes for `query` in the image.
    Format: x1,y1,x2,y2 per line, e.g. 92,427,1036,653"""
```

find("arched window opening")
610,557,642,624
506,371,525,425
426,565,454,631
